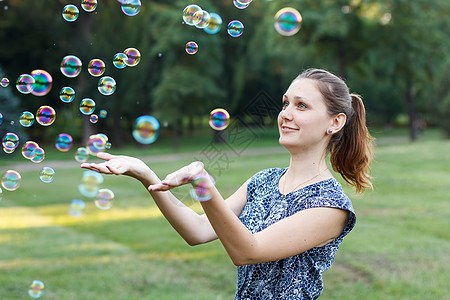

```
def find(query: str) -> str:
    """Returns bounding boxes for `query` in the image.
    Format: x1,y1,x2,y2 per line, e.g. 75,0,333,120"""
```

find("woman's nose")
279,105,293,120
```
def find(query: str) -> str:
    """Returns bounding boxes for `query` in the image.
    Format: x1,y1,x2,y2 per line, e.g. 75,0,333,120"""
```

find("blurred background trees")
0,0,449,148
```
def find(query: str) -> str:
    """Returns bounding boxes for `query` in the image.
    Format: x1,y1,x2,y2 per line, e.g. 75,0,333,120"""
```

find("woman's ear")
328,113,346,134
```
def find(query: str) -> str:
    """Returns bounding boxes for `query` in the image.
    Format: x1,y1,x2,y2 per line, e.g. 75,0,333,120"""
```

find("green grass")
0,131,449,299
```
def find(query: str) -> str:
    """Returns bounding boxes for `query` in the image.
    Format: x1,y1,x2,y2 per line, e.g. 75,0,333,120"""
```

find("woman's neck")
283,150,331,188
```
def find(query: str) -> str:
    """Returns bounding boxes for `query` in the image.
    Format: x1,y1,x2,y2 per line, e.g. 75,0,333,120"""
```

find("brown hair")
296,68,374,193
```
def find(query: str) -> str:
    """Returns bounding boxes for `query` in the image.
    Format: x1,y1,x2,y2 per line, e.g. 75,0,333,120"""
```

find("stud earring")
327,129,333,134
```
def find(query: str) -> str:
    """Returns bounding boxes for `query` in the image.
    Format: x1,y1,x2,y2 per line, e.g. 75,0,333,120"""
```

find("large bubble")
81,0,97,12
203,13,222,34
36,106,56,126
209,108,230,131
60,55,82,78
30,147,45,163
78,170,104,198
113,53,128,69
40,167,55,183
87,59,106,77
1,170,21,191
233,0,251,10
30,69,52,96
98,76,116,96
19,111,34,127
87,133,108,154
22,141,39,159
75,147,89,163
132,115,160,144
121,0,141,17
59,87,75,103
79,98,96,115
123,48,141,67
28,280,44,298
55,133,73,152
69,199,86,218
2,133,19,150
16,74,35,94
183,4,203,26
274,7,302,36
62,4,79,22
194,10,210,29
227,20,244,37
94,188,114,210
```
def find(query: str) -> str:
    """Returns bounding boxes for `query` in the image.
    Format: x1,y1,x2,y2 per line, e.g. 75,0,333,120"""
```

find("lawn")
0,130,449,299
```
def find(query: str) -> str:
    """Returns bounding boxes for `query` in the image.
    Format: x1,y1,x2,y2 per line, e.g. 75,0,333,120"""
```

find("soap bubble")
16,74,35,94
62,4,79,22
203,13,222,34
22,141,39,160
90,114,99,124
40,167,55,183
36,106,56,126
227,20,244,37
185,41,198,55
0,78,9,87
99,109,108,118
233,0,250,9
81,0,97,12
55,133,73,152
190,174,215,202
30,69,53,96
132,115,160,144
19,111,34,127
274,7,302,36
113,53,128,69
75,147,89,163
79,98,96,115
121,0,141,16
1,170,21,191
98,76,116,96
87,59,106,77
69,199,85,217
94,188,114,210
79,170,103,197
123,48,141,67
3,144,15,154
28,280,44,298
182,4,203,26
2,133,19,150
0,112,3,125
236,0,252,4
209,108,230,131
195,10,210,29
30,147,45,163
60,55,82,78
59,87,75,103
87,133,108,154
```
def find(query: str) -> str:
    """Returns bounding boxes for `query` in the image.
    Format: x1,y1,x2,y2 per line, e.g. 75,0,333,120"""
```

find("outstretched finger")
96,152,117,161
148,182,173,191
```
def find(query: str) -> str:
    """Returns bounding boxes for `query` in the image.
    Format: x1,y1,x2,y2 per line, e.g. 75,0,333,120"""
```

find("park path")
2,146,288,172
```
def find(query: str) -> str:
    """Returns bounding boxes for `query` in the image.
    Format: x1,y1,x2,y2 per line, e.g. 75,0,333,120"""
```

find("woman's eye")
298,102,307,109
282,102,288,109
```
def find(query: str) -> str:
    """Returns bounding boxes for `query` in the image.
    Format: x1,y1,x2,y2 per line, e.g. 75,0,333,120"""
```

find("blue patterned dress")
236,168,356,300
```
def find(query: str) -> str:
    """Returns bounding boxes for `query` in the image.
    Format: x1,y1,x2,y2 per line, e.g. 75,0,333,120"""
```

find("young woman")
81,68,373,299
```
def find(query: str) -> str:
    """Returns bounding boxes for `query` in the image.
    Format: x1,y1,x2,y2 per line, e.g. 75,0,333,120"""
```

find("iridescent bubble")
75,147,89,163
0,112,3,125
28,280,44,298
105,142,112,149
189,175,214,202
78,170,103,198
60,55,82,78
1,170,21,191
3,144,15,154
132,115,160,144
30,69,53,96
40,167,55,183
69,199,85,218
227,20,244,37
22,141,39,160
55,133,73,152
2,132,19,150
81,0,97,12
19,111,34,127
87,133,107,154
16,74,35,94
36,106,56,126
90,114,99,124
99,109,108,118
1,77,9,87
209,108,230,131
194,10,210,29
274,7,302,36
87,59,106,77
236,0,252,4
59,87,75,103
182,4,203,26
233,0,250,10
185,41,198,55
98,76,116,96
79,98,96,115
121,0,141,17
94,188,114,210
62,4,79,22
123,48,141,67
203,13,222,34
113,53,128,69
30,147,45,163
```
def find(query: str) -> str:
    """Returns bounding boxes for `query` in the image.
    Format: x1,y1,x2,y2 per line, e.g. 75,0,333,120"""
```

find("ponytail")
329,94,374,194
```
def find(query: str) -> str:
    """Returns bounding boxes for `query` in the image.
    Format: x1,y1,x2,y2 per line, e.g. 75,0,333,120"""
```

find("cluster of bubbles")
21,141,45,163
63,0,139,22
16,106,57,128
209,108,230,131
77,170,114,210
28,280,45,298
2,132,20,153
1,170,21,192
15,70,53,96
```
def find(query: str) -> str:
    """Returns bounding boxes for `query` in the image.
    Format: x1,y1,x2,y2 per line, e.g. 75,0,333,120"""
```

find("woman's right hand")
80,152,154,184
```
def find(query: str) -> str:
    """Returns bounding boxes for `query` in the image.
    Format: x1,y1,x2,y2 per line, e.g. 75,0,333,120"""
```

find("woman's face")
278,78,332,152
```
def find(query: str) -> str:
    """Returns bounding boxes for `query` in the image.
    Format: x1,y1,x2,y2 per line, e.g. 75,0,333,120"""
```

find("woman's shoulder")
305,178,355,213
251,167,286,181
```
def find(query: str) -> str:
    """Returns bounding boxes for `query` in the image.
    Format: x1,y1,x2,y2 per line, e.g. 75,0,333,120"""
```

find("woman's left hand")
148,161,205,191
